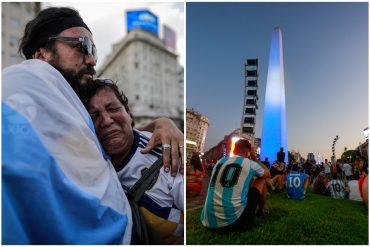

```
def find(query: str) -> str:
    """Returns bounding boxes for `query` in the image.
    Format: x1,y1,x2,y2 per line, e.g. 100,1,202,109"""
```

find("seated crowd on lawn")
265,154,368,207
199,143,368,231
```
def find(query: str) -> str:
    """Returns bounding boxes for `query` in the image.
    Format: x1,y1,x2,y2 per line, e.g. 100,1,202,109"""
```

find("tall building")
98,11,182,128
260,27,288,163
307,153,315,162
186,108,210,162
241,59,259,135
2,2,40,69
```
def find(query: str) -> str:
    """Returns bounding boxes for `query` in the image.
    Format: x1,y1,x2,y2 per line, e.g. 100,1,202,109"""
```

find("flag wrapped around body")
2,59,132,244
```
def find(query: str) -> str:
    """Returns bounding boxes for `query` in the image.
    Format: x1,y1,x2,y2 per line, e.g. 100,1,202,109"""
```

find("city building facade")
98,28,182,127
2,2,40,69
186,108,210,162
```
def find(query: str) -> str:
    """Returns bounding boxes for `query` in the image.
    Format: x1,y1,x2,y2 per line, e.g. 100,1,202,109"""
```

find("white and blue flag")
2,60,132,244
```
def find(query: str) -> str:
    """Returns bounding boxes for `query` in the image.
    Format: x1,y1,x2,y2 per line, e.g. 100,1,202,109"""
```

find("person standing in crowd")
277,147,286,163
342,160,353,181
3,7,183,244
201,139,270,230
324,159,331,178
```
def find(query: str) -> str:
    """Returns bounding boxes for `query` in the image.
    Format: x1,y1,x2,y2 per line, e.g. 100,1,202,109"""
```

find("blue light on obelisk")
260,27,288,163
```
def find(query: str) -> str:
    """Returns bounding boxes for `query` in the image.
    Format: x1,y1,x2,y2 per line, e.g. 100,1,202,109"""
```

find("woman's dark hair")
19,7,82,59
190,154,203,172
81,79,135,127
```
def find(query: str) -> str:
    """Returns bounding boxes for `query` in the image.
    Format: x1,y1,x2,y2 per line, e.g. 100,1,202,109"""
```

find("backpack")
122,157,166,245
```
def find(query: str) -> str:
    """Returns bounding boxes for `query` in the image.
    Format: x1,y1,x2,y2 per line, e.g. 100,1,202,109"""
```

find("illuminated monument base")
260,27,288,163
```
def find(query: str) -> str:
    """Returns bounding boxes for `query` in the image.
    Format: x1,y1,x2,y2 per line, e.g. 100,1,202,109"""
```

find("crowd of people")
200,143,368,232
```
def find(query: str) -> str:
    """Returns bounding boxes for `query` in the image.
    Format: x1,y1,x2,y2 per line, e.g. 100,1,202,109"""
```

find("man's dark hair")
81,79,135,127
19,7,83,59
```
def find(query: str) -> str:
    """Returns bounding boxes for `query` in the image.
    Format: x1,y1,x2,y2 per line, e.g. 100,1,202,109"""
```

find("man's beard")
50,61,96,100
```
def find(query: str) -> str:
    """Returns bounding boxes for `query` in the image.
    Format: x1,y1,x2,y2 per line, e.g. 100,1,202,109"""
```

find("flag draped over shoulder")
2,59,132,244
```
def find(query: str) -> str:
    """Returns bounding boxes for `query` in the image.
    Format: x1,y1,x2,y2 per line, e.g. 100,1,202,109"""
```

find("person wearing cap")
286,163,309,200
82,79,183,244
2,7,183,244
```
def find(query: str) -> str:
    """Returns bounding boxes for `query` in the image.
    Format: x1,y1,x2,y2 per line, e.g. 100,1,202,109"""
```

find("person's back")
313,173,328,194
327,177,346,199
303,161,312,175
348,180,362,201
277,147,285,163
201,155,265,228
286,165,308,200
343,162,353,178
324,161,331,176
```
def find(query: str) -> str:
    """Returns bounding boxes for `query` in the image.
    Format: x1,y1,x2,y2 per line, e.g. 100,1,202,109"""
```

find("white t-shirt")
348,180,362,201
343,163,353,176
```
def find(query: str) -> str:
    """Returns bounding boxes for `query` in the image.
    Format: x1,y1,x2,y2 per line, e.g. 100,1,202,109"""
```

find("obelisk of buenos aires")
260,27,288,163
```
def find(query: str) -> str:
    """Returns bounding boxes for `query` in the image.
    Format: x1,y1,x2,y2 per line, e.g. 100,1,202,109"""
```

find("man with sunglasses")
3,7,183,244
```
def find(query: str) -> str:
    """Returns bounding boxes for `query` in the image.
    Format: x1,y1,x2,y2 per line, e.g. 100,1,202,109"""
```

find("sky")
43,2,185,69
187,2,368,161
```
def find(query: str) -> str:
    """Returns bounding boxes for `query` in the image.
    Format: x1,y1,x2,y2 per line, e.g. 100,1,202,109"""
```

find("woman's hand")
138,118,184,176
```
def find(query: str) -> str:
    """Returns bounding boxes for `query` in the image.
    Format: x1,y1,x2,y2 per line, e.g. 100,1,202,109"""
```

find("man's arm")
138,118,184,176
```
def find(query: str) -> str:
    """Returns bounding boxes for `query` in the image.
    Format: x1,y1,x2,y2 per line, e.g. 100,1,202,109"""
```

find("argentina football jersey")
286,171,307,200
327,179,346,199
200,156,264,229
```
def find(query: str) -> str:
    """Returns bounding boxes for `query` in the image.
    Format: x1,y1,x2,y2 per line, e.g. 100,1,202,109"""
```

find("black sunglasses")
48,36,97,62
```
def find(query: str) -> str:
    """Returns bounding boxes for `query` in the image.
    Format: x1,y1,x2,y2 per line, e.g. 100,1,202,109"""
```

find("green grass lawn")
186,192,368,244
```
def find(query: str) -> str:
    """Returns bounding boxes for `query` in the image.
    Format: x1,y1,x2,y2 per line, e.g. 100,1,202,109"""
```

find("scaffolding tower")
241,59,259,135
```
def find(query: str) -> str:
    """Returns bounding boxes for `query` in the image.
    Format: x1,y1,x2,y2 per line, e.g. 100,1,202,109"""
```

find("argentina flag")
2,59,132,244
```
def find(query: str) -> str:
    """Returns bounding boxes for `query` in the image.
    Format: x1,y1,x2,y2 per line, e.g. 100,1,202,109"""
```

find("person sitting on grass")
270,161,285,192
186,153,205,197
286,163,309,200
200,139,270,231
313,171,330,195
324,173,348,199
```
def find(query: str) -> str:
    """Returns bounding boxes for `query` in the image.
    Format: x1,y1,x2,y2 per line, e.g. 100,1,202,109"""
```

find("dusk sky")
187,2,368,161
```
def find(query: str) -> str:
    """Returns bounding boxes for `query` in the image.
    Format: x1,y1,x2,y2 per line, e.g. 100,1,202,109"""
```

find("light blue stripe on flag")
2,103,128,244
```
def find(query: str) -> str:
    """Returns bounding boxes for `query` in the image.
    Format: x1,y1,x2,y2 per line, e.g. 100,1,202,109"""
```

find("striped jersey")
327,179,346,199
286,171,307,200
200,156,265,229
116,130,184,244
